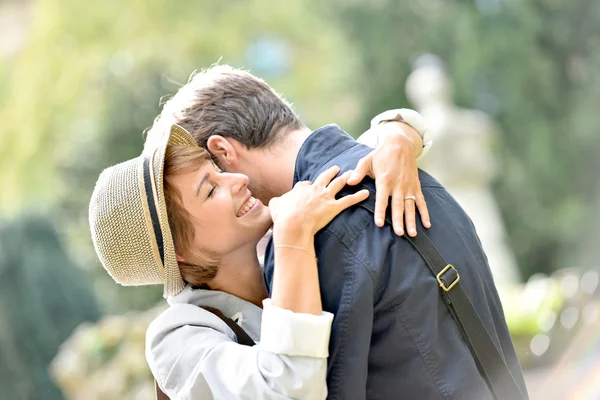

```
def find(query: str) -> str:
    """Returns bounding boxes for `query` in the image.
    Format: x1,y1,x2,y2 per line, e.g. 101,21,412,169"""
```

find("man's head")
146,65,309,204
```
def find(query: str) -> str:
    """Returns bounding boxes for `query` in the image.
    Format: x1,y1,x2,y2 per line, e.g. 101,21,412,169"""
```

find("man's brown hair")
163,144,219,288
148,65,304,151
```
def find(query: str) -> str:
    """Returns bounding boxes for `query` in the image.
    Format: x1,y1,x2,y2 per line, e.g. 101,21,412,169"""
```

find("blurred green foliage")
0,0,360,313
0,215,99,400
336,0,600,278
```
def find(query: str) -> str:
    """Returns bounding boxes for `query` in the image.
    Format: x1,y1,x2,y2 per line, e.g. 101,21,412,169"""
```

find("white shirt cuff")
370,108,433,160
258,299,333,358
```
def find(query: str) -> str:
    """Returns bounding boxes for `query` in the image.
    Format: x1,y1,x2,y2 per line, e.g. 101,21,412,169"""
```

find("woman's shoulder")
147,286,262,343
145,302,242,398
147,301,236,342
162,285,263,339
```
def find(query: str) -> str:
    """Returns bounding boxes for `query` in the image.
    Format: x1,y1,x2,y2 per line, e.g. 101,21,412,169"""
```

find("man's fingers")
374,176,391,227
416,194,431,228
314,165,340,187
328,170,353,193
347,156,370,185
404,196,417,237
338,189,370,210
391,189,405,236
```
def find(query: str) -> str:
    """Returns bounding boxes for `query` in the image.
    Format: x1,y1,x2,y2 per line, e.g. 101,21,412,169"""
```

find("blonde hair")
163,144,219,288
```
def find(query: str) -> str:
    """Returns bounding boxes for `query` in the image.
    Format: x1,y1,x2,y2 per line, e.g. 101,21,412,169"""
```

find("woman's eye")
208,185,216,198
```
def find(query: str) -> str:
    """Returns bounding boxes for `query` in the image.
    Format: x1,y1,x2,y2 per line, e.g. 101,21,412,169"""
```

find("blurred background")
0,0,599,399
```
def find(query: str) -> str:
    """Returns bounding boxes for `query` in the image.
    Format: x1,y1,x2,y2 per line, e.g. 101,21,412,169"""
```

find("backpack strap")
341,185,527,400
201,306,256,346
155,305,255,399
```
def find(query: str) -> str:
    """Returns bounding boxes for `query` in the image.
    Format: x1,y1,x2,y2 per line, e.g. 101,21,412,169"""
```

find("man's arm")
356,121,423,157
356,108,432,160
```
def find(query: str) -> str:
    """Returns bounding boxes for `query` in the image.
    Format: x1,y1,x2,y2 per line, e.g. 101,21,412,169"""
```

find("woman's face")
171,162,273,257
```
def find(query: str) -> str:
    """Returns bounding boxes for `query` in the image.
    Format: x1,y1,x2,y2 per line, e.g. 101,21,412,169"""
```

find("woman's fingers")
347,156,371,185
294,180,312,188
327,170,353,193
338,189,370,210
313,165,340,187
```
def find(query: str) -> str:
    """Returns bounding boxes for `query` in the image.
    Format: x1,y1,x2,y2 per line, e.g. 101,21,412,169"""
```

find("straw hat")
89,124,197,297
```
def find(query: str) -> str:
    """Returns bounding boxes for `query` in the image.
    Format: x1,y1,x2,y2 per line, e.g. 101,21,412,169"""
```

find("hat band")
143,155,165,266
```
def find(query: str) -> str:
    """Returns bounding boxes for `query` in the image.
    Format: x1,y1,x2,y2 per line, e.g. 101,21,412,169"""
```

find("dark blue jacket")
263,125,527,400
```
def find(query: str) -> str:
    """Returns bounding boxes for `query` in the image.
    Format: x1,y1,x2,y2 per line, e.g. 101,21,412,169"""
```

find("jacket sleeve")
146,301,333,400
365,108,432,160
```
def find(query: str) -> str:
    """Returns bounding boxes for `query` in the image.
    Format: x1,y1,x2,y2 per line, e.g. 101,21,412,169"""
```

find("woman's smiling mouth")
237,196,257,217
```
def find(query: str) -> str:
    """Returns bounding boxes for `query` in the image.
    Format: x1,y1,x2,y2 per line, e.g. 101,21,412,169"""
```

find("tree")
0,0,361,313
0,215,99,400
333,0,600,278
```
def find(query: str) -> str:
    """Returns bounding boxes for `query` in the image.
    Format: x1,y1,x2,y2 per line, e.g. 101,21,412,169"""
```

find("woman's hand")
269,166,370,236
348,121,431,237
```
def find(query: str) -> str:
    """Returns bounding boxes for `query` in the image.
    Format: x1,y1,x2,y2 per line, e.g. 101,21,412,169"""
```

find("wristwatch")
369,109,433,159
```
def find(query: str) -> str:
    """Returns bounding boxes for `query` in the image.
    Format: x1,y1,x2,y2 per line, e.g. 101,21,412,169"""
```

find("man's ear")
206,135,240,169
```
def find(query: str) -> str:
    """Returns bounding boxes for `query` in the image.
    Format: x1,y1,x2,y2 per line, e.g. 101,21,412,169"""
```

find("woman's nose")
230,173,249,194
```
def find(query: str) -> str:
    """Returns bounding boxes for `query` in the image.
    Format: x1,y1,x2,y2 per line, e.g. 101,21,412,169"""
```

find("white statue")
406,55,520,287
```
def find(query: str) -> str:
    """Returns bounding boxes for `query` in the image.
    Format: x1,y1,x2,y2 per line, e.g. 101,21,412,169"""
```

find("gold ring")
404,195,417,201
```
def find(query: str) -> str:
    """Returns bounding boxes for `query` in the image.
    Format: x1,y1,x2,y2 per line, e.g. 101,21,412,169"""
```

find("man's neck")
275,126,312,185
249,126,312,203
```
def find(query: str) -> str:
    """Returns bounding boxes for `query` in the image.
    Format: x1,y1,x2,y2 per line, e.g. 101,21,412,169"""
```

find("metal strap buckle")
436,264,460,292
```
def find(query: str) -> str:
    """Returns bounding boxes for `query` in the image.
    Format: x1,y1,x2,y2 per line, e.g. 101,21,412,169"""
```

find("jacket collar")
294,124,358,184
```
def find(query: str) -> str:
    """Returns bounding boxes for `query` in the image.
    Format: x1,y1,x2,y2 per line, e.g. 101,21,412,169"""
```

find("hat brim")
143,124,199,297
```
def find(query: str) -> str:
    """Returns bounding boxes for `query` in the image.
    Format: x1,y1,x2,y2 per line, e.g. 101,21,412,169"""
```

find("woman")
90,114,429,399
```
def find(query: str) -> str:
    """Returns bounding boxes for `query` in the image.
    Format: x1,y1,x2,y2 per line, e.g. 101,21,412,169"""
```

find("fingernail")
410,229,416,236
376,218,383,226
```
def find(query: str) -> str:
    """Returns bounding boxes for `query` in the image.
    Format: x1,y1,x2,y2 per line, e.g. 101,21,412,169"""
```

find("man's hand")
347,121,431,236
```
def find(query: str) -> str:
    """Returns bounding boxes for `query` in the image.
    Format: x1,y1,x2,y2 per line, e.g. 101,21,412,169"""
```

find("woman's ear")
206,135,239,168
175,253,185,263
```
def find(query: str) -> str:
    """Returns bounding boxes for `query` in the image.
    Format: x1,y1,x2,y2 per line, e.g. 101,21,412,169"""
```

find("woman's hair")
163,144,219,288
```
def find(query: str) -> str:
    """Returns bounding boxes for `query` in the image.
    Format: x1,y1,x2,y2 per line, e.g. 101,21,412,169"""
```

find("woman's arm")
268,166,369,315
147,303,331,399
147,167,367,400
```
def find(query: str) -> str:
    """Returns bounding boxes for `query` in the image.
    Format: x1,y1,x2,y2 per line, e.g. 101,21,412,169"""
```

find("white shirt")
146,285,333,399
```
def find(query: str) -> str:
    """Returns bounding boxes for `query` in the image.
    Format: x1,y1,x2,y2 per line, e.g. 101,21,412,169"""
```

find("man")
146,65,528,399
